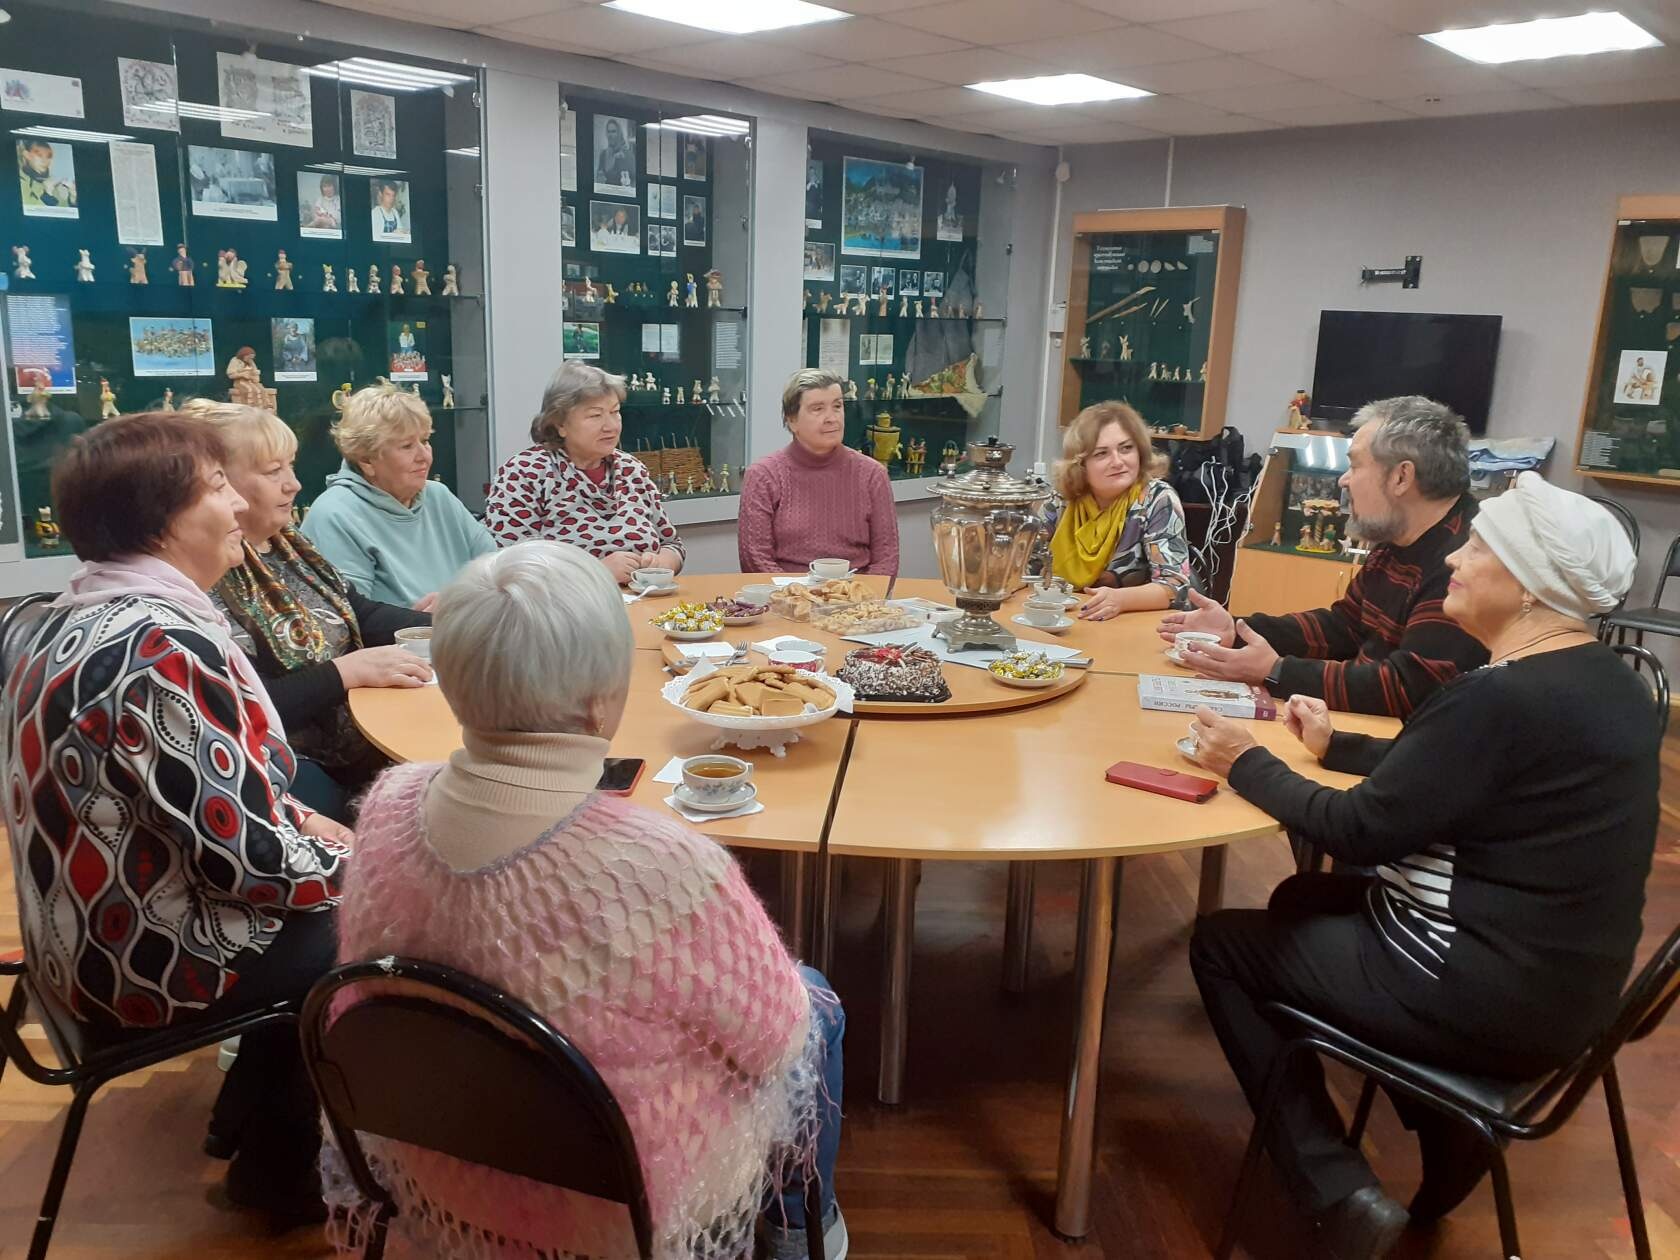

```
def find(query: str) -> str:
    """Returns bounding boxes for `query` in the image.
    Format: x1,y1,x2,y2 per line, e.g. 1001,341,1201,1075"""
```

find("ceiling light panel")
967,73,1153,105
1421,11,1660,65
604,0,848,36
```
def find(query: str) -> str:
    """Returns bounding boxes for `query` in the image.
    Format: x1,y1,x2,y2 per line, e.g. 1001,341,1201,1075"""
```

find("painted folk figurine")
667,280,680,307
11,245,35,280
99,378,118,418
441,374,455,408
161,388,175,411
227,347,272,409
410,259,431,295
684,273,699,308
604,283,618,304
877,286,890,317
219,249,249,288
927,296,940,319
25,379,50,419
717,464,732,494
1286,388,1311,430
898,294,909,317
1271,521,1282,547
74,249,95,283
844,379,858,401
707,377,721,405
127,250,148,284
1119,335,1133,362
883,373,896,401
864,378,877,402
914,298,924,318
441,263,460,296
274,249,293,291
367,264,382,295
390,264,405,295
34,508,61,548
347,268,360,294
170,243,194,286
676,387,686,406
322,263,338,292
705,268,723,307
1080,336,1091,358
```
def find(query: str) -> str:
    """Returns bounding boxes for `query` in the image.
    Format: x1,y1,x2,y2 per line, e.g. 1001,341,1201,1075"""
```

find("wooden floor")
0,752,1675,1259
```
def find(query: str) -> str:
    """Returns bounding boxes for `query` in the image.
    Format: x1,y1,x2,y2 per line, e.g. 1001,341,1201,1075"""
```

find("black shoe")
1316,1187,1409,1260
1408,1120,1497,1224
203,1129,239,1160
220,1154,328,1229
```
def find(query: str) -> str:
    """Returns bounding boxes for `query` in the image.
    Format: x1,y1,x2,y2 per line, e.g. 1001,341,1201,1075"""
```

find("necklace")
1489,626,1591,666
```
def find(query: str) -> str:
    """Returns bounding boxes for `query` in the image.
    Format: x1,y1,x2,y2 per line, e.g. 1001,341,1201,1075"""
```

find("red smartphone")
596,758,646,796
1104,760,1219,803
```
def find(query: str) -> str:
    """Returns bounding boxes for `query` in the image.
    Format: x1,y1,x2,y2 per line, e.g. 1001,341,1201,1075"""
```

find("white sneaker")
216,1036,241,1072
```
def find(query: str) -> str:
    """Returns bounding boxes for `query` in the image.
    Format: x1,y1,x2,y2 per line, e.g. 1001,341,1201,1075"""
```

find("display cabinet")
0,0,490,561
558,92,750,500
1060,206,1244,441
1575,194,1680,487
1226,430,1363,617
799,132,1013,483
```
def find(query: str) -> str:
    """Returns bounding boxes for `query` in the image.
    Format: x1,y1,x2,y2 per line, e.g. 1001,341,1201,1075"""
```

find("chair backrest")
300,956,654,1258
0,593,55,688
1587,494,1641,559
1653,532,1680,611
1609,643,1670,739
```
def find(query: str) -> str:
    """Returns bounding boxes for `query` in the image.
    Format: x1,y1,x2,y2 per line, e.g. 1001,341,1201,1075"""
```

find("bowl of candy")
651,602,725,641
707,596,769,625
987,650,1066,689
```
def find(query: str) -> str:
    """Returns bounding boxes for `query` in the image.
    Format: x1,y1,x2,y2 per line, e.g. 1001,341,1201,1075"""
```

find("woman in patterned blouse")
1046,401,1194,621
483,362,685,586
2,414,347,1222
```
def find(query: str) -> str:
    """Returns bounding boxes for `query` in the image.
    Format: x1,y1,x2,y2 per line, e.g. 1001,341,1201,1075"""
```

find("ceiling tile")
872,46,1060,86
1544,74,1680,107
1068,0,1271,20
1247,32,1467,76
1253,99,1413,127
999,25,1220,72
923,104,1089,133
1113,55,1299,94
1332,0,1635,37
1004,117,1166,144
633,38,839,80
1389,87,1568,117
322,0,567,26
1072,94,1236,127
1494,46,1680,89
1152,0,1406,54
883,0,1123,45
1186,77,1356,113
754,62,945,101
489,5,692,54
1152,113,1284,135
854,84,1016,116
751,16,969,62
814,0,949,11
1321,63,1512,102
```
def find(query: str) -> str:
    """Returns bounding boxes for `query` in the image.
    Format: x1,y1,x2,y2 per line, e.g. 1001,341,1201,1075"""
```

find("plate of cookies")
769,578,875,621
660,660,855,753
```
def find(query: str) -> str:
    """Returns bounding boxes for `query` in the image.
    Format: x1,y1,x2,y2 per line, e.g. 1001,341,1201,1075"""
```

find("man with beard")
1160,396,1485,716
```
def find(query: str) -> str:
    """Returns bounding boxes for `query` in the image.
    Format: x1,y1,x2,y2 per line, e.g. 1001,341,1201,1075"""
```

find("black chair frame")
1603,533,1680,649
301,957,827,1260
0,949,298,1260
1609,643,1671,739
1216,921,1680,1260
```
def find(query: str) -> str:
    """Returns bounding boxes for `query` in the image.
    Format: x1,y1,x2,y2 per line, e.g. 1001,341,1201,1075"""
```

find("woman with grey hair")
484,361,684,586
327,540,847,1260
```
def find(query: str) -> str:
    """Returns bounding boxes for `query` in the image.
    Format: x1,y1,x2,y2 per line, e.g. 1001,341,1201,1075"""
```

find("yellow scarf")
1050,484,1145,589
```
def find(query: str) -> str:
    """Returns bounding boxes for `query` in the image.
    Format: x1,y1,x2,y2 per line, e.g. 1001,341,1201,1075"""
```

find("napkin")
751,634,825,656
677,642,738,660
652,756,687,785
664,794,765,823
841,623,1091,670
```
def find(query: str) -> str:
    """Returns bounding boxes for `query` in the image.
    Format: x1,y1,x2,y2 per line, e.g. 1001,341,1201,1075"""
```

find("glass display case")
799,131,1013,482
558,92,750,500
1060,206,1244,441
1226,430,1363,618
0,0,489,559
1576,195,1680,487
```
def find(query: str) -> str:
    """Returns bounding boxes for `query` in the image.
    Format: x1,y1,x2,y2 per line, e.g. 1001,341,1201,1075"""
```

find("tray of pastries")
811,600,922,635
769,578,874,621
836,645,951,703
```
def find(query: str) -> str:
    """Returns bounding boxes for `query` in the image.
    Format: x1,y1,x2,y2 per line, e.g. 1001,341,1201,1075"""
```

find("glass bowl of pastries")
768,578,874,621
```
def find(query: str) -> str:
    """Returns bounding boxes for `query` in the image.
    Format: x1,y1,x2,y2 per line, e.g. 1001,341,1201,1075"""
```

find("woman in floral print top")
484,363,685,586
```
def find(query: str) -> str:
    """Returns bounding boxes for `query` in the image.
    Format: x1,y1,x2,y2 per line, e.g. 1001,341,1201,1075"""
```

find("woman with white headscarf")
1183,475,1654,1260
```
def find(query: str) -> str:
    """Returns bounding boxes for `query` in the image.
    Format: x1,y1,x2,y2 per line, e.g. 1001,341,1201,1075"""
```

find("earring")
1521,594,1534,615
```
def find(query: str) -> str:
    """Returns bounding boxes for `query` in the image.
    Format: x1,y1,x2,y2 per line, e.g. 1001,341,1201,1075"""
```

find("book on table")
1137,674,1276,720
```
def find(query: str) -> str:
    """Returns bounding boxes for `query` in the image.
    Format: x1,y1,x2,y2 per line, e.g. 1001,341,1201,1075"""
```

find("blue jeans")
778,964,844,1228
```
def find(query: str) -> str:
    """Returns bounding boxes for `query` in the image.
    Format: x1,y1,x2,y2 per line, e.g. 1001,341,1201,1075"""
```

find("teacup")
738,583,776,605
1021,604,1063,627
1025,591,1063,611
631,566,675,590
1174,630,1222,655
680,754,753,802
809,557,851,580
394,626,432,659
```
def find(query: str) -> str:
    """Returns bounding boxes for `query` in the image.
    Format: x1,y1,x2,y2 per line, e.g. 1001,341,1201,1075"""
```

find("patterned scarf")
1050,481,1146,590
214,527,363,672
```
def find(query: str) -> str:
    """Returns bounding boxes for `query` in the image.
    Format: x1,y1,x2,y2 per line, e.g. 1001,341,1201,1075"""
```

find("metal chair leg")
365,1201,394,1260
1603,1063,1652,1260
1487,1141,1521,1260
1346,1078,1377,1146
29,1082,95,1260
0,977,30,1090
1215,1043,1298,1260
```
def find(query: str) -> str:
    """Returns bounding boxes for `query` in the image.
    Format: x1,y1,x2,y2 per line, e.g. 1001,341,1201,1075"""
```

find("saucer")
1012,613,1073,634
1176,735,1202,764
632,582,678,597
806,568,856,582
673,781,758,814
1164,646,1194,667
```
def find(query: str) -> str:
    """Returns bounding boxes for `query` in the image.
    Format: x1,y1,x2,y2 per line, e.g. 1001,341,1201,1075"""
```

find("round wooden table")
348,570,1400,1240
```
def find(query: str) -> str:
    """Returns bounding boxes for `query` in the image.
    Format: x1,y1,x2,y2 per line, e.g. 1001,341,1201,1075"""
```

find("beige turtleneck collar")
422,728,609,873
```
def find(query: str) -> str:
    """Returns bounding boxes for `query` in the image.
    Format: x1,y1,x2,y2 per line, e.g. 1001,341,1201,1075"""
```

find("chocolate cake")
837,645,950,703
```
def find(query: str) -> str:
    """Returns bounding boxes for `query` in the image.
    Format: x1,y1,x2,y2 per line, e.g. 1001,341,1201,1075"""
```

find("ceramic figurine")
877,287,889,317
1148,362,1159,381
98,378,118,418
1299,524,1313,550
854,293,869,316
907,438,926,477
954,302,967,320
170,243,194,287
1286,388,1311,430
228,250,249,288
973,301,984,318
844,379,857,401
1119,335,1133,362
367,264,382,295
410,382,422,397
389,264,405,295
684,273,699,308
912,298,924,319
708,377,721,405
441,374,455,408
701,469,715,494
866,411,902,466
685,474,696,495
661,387,671,404
161,388,175,411
33,508,60,547
1182,297,1199,324
705,269,723,307
676,387,686,405
411,259,431,295
1199,361,1209,383
273,249,293,291
332,382,353,412
127,250,148,285
11,245,34,280
1100,340,1112,360
717,463,731,493
927,296,940,318
898,294,909,317
604,283,618,304
665,469,680,497
692,379,703,403
887,373,899,401
73,249,95,283
817,291,832,314
347,267,360,294
804,288,813,310
1271,522,1282,547
668,280,679,307
441,263,460,296
865,378,877,402
322,263,338,292
226,346,272,409
25,380,50,419
582,277,597,305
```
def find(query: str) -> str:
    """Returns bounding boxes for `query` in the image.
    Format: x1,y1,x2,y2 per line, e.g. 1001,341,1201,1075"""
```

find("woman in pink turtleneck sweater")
737,369,899,576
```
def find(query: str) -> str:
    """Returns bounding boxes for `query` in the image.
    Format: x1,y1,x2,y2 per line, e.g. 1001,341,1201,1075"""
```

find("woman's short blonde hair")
177,398,298,468
1053,401,1156,501
332,383,432,468
433,540,633,733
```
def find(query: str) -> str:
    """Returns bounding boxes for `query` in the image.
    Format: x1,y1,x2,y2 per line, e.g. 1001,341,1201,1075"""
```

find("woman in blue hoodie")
302,383,496,609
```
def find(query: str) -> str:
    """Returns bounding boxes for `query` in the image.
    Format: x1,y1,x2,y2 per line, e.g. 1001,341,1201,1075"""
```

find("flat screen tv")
1309,310,1501,435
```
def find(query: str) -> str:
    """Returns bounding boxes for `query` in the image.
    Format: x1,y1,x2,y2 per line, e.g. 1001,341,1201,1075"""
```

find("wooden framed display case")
1061,205,1244,441
1226,431,1363,617
800,132,1013,484
1576,194,1680,488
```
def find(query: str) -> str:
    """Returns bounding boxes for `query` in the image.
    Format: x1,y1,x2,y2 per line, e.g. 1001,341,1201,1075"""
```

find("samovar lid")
932,437,1050,507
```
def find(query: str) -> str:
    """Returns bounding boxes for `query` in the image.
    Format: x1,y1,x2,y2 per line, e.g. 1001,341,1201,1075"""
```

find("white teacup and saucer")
1166,629,1222,667
673,754,758,814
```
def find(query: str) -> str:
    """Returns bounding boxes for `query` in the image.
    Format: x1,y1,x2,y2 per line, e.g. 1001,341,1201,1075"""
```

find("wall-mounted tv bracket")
1360,256,1422,289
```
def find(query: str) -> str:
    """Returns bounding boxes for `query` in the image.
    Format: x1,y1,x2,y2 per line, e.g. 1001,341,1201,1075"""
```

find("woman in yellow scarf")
1048,401,1193,621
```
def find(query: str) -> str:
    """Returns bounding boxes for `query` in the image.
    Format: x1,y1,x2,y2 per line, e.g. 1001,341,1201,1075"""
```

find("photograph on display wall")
592,114,638,197
388,319,428,381
590,200,640,254
296,171,343,238
16,138,76,218
561,110,577,192
839,264,867,294
188,145,276,220
560,201,576,247
870,265,895,298
898,269,920,296
682,194,707,247
648,224,676,258
129,316,215,377
806,159,823,229
118,57,179,131
803,241,835,282
563,321,601,360
842,156,923,261
922,269,945,298
1616,349,1666,406
7,295,77,392
350,90,397,160
682,135,707,181
216,52,313,148
370,177,412,242
935,179,964,242
271,318,317,382
0,69,85,119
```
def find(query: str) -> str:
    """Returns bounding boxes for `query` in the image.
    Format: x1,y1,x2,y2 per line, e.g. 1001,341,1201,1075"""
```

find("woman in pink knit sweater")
737,368,899,575
327,540,845,1260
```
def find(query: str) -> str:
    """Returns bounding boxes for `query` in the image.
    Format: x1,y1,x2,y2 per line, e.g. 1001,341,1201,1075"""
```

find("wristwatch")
1263,659,1285,692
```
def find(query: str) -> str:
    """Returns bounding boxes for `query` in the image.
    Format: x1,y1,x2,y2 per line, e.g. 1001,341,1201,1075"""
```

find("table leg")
878,857,918,1105
1054,856,1124,1240
1197,844,1228,917
811,852,837,975
1002,860,1036,994
780,851,810,958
